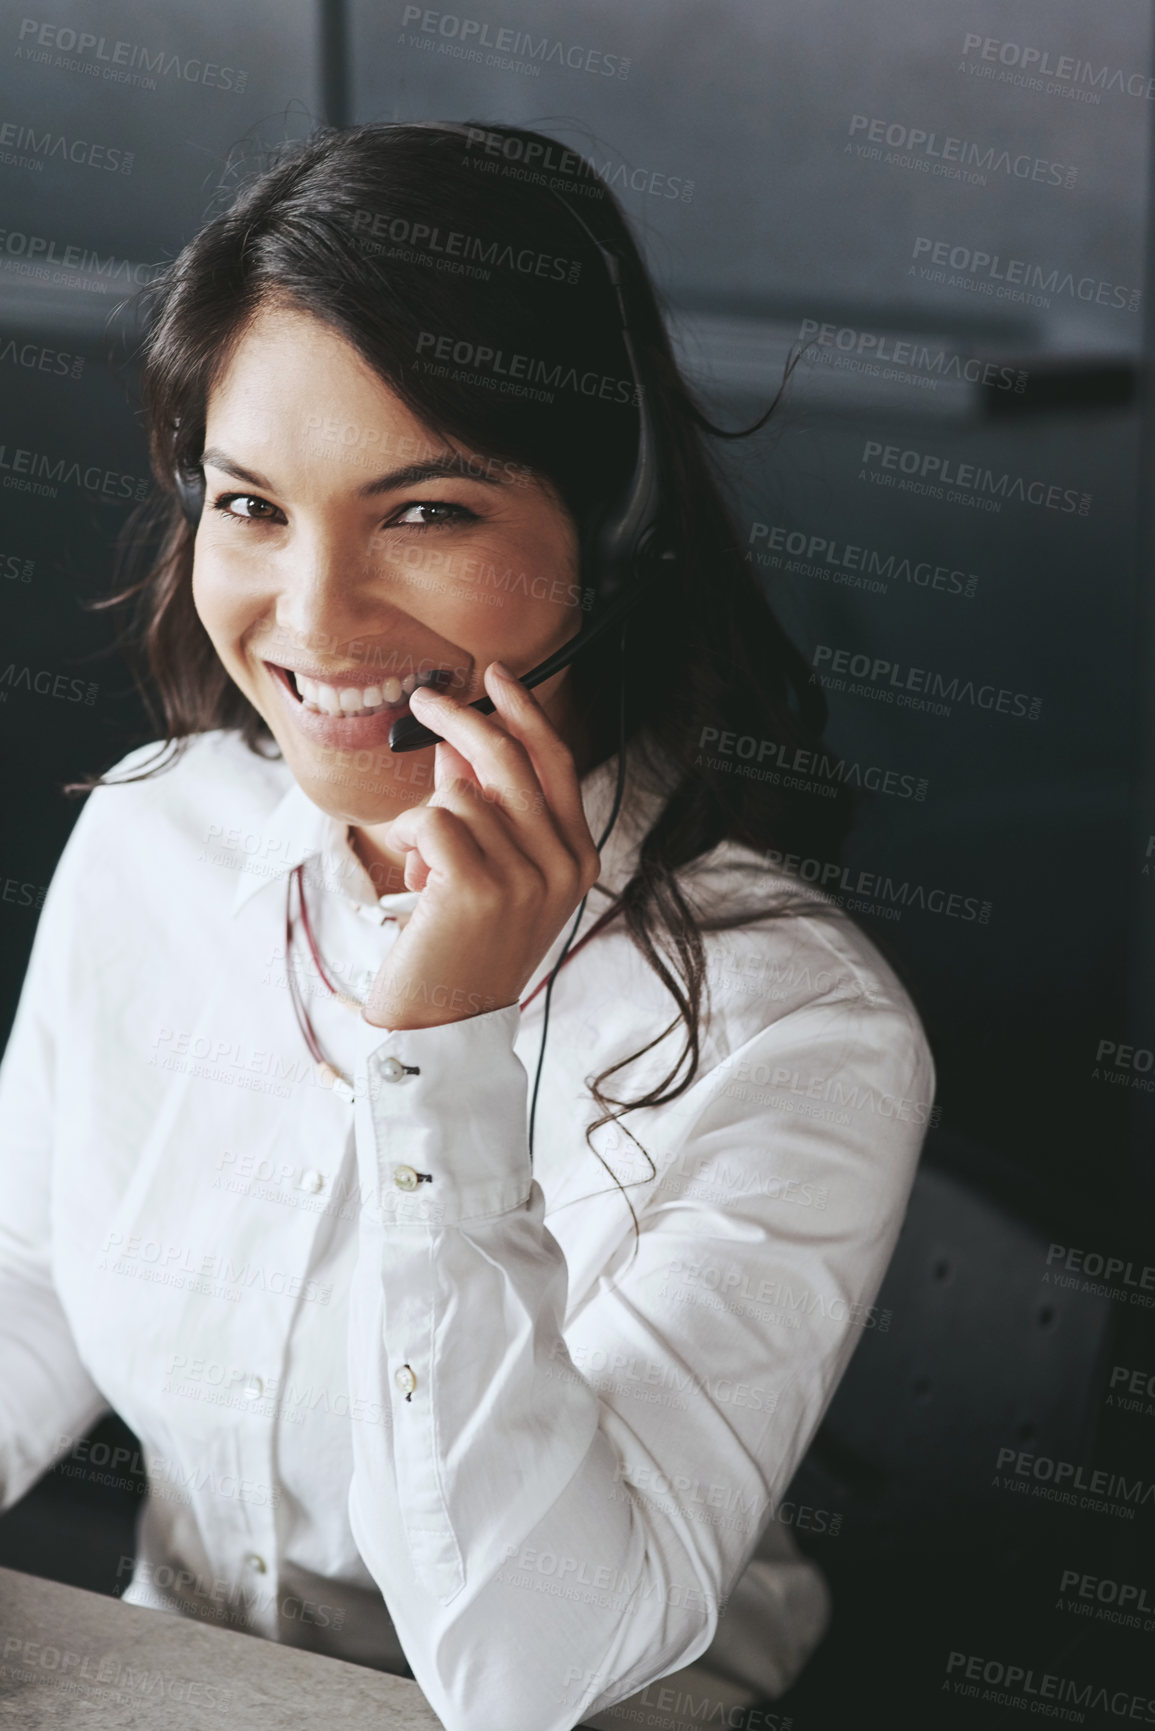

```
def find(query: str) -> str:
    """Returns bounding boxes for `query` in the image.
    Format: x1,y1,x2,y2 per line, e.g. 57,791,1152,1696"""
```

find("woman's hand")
361,661,602,1030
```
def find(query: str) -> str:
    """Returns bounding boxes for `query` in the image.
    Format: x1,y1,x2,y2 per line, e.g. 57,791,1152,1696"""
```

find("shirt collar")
229,743,676,920
228,775,386,919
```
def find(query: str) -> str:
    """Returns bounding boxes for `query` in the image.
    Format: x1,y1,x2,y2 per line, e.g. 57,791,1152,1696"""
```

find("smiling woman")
0,122,934,1731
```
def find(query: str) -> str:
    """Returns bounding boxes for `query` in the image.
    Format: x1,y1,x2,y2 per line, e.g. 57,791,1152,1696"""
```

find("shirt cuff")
350,1003,531,1227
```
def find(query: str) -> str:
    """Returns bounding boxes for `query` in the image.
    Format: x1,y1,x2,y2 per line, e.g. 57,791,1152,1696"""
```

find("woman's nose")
271,532,401,652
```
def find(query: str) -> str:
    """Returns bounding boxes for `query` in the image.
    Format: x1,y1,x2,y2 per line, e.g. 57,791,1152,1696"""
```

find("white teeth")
290,667,442,718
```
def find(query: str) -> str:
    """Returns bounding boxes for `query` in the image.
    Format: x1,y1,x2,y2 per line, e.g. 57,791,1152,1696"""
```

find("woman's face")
193,300,585,848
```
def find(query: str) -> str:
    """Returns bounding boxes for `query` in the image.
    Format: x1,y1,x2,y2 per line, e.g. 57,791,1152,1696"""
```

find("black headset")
174,461,206,529
172,124,672,1161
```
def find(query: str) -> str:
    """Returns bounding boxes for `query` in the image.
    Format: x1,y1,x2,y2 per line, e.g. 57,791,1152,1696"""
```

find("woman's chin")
287,748,428,827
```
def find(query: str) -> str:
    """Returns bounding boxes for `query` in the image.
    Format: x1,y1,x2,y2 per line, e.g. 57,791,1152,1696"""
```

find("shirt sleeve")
0,816,110,1511
343,980,933,1731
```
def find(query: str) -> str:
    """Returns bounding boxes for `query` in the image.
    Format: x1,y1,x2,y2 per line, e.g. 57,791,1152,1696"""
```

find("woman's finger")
384,800,492,899
433,737,482,797
408,676,581,871
388,777,546,891
480,663,601,883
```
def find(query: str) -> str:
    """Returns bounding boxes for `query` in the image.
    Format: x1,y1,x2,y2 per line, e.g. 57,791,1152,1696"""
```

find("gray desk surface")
0,1566,444,1728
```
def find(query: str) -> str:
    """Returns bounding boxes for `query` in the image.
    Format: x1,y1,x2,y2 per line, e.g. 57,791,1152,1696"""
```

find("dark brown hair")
99,121,852,1223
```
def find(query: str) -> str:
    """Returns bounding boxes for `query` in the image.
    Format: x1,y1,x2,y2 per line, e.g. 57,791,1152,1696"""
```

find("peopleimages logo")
1057,1567,1155,1634
994,1447,1155,1510
764,848,992,925
1093,1038,1155,1096
945,1650,1155,1719
399,8,630,78
695,725,928,802
1043,1242,1155,1306
0,226,162,289
911,236,1141,313
847,114,1077,190
0,336,84,378
960,33,1155,103
0,666,97,704
0,443,150,502
415,330,639,406
811,642,1042,723
748,521,978,599
14,19,248,92
1105,1367,1155,1423
798,317,1027,393
582,150,693,202
0,548,33,581
348,209,581,283
0,119,134,174
859,439,1091,518
0,871,47,909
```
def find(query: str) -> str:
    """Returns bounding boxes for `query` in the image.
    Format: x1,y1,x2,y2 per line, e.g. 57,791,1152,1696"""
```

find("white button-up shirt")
0,730,934,1731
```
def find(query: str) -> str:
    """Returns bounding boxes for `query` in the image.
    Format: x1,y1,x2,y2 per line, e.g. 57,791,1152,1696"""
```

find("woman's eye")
388,500,477,529
212,493,283,523
206,494,476,530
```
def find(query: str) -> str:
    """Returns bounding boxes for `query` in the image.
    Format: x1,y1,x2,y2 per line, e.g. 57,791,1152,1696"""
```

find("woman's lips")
264,661,455,751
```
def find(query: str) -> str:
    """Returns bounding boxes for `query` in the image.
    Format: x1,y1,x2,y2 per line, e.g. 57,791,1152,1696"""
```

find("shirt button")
394,1364,417,1397
245,1553,267,1574
243,1376,264,1400
379,1056,406,1083
393,1164,420,1192
299,1169,324,1194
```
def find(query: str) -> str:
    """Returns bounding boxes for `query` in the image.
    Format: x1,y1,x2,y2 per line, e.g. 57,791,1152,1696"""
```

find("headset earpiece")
175,466,205,529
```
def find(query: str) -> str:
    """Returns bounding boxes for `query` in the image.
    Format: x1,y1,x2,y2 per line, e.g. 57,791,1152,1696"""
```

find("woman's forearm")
344,991,932,1731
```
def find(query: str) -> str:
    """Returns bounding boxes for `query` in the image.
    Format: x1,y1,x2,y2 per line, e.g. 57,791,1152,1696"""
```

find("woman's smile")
261,656,458,749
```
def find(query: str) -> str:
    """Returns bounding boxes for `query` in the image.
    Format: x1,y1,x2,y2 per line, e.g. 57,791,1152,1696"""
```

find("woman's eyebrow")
200,448,276,490
358,459,507,497
199,448,509,496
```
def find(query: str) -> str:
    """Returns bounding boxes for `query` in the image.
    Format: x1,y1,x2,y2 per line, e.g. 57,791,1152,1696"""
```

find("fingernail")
491,660,515,682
